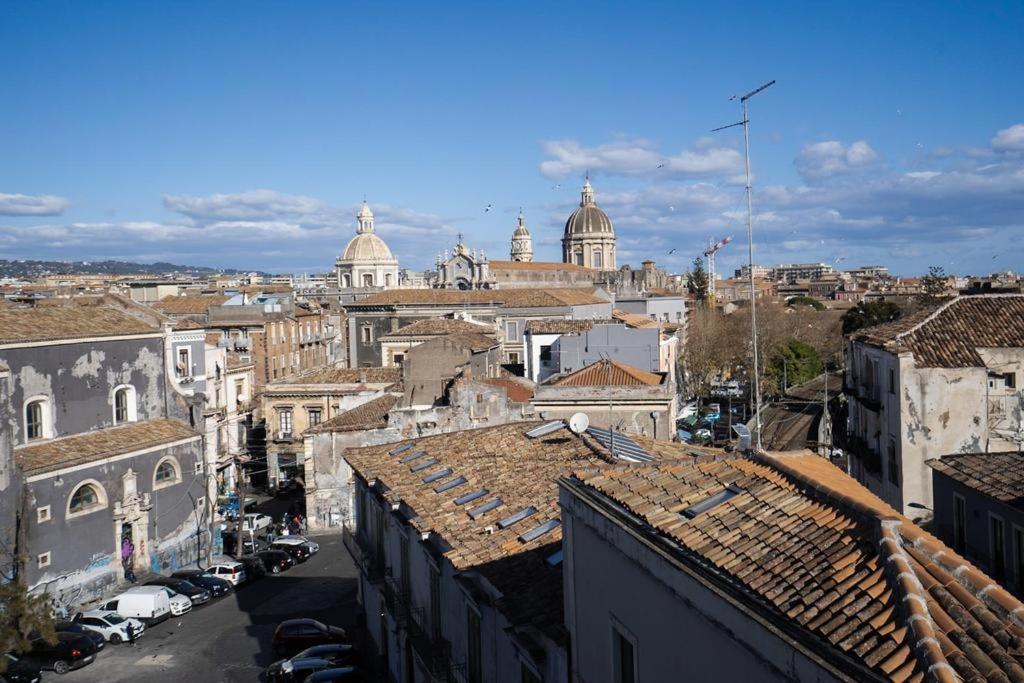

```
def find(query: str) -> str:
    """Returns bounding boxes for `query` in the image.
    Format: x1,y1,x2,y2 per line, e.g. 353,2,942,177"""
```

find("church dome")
563,179,614,237
342,232,397,263
513,210,531,237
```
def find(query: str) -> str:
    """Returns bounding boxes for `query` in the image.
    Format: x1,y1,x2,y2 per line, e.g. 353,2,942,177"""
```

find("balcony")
852,385,883,412
341,524,385,584
273,431,294,443
847,435,882,475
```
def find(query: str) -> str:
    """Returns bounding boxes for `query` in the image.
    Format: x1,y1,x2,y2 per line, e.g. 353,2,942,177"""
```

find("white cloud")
794,140,879,181
539,138,742,179
163,189,325,221
0,192,70,216
992,123,1024,152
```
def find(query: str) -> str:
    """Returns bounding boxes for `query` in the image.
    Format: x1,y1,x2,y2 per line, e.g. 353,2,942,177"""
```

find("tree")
766,339,823,396
786,295,825,311
919,265,951,306
687,257,710,302
841,301,902,335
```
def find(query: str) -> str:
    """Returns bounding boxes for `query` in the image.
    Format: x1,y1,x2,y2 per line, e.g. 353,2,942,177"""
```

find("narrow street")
64,533,359,683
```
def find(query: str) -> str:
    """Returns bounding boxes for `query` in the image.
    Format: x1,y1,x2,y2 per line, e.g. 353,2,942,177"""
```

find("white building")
845,294,1024,516
335,202,400,290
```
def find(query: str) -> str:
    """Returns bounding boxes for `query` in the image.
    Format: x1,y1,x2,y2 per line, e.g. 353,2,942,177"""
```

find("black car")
234,554,267,580
272,620,347,657
265,658,356,682
255,549,295,574
1,653,42,683
169,570,232,597
270,541,311,563
52,623,105,652
221,530,260,556
305,669,359,682
145,576,212,605
21,633,97,675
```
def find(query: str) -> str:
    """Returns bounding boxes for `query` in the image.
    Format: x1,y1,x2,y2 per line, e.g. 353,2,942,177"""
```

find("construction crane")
703,235,733,298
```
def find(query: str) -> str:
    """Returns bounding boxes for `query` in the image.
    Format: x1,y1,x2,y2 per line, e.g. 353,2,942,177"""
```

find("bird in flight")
484,204,492,213
657,162,666,169
551,183,561,190
667,248,678,255
668,206,675,212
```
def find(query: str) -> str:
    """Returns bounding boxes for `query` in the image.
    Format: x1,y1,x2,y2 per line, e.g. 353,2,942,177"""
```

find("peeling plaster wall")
0,369,16,569
0,337,168,444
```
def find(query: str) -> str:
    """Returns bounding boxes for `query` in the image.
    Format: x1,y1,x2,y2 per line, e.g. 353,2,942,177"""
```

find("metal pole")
743,95,764,452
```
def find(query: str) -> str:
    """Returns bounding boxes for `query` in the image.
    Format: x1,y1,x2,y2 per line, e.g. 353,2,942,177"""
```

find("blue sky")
1,1,1022,276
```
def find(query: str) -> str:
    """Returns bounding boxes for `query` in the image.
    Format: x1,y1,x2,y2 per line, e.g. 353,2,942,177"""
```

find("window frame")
466,601,482,683
306,407,322,427
66,479,108,519
953,493,967,552
610,616,638,683
990,513,1007,579
23,395,52,442
153,456,183,490
37,505,51,523
278,408,294,436
111,384,138,425
37,551,51,569
1013,524,1024,590
176,346,192,378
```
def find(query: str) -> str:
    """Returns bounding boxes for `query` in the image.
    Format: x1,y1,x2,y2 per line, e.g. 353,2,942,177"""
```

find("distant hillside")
0,259,258,279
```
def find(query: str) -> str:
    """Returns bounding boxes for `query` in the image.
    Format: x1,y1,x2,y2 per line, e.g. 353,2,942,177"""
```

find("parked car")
1,652,42,683
145,577,211,605
266,658,356,682
169,570,232,597
222,530,260,556
290,645,356,665
272,619,347,657
51,623,104,652
219,494,257,520
21,632,97,675
255,549,295,574
206,561,248,586
305,668,359,682
273,536,320,555
270,540,311,563
74,610,145,644
98,588,171,625
127,585,191,616
243,513,274,531
234,554,268,580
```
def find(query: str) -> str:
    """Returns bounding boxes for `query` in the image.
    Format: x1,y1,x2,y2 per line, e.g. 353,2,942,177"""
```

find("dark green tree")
687,257,710,302
786,295,825,311
919,265,951,306
766,339,823,395
841,301,902,335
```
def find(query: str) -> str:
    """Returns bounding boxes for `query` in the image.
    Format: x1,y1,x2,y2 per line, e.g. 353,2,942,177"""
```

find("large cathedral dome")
342,232,396,262
335,201,399,289
563,178,614,237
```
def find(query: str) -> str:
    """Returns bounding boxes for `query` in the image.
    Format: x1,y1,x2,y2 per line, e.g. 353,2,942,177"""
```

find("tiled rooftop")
488,260,594,273
16,419,199,476
307,393,399,434
346,422,707,640
480,377,535,403
553,358,664,386
927,452,1024,512
151,294,229,314
575,450,1024,682
270,367,401,386
849,295,1024,367
433,332,499,353
611,308,661,328
0,305,159,345
351,287,606,308
525,319,617,334
383,318,494,338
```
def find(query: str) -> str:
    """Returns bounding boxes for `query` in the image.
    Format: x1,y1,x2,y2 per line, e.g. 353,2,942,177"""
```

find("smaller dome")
342,232,397,263
357,201,373,220
513,211,530,237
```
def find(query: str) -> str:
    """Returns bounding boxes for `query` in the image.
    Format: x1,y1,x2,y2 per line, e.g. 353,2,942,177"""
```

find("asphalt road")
62,533,359,683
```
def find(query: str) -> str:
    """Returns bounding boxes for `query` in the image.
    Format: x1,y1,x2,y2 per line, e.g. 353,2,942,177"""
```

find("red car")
272,619,348,657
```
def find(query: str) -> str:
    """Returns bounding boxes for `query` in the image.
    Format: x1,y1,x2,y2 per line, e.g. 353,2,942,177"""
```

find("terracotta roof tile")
488,260,595,273
0,305,159,345
480,377,535,403
575,450,1024,681
611,309,660,329
270,367,401,385
553,358,665,386
849,295,1024,367
525,319,618,334
351,288,606,308
307,393,399,434
16,419,199,476
151,294,229,314
383,318,495,338
926,452,1024,512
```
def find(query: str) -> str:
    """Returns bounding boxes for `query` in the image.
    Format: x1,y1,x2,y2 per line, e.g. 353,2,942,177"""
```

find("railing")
341,524,385,583
846,435,882,475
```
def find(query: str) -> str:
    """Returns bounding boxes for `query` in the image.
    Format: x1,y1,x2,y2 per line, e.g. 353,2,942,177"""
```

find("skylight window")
519,519,561,543
498,506,538,529
586,426,653,462
409,458,438,473
454,488,488,505
390,443,415,456
681,485,743,519
434,476,467,493
401,450,429,463
545,549,564,566
468,498,502,519
422,468,453,484
525,421,564,439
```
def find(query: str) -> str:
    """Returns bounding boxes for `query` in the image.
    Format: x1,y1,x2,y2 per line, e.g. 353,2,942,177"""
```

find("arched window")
342,274,351,288
154,456,181,489
67,480,107,518
112,385,137,424
384,273,392,287
574,251,584,266
593,250,603,268
23,396,52,442
362,273,374,287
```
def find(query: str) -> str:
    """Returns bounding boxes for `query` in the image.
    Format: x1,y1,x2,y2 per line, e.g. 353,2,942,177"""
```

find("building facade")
562,178,616,270
335,202,400,290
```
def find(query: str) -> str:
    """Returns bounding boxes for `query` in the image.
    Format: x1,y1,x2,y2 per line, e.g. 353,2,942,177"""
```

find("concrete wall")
0,366,17,576
616,296,686,325
931,473,1024,593
402,338,500,407
27,438,209,608
556,324,661,375
560,485,847,683
0,336,170,445
532,389,674,439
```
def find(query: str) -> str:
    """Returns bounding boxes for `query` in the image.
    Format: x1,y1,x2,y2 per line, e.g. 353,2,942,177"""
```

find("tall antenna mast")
713,79,775,453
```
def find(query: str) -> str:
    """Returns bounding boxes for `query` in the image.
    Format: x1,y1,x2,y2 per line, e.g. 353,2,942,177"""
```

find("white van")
99,587,171,625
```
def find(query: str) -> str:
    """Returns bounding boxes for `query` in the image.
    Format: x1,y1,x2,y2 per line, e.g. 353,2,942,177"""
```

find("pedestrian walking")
126,621,137,647
121,536,137,583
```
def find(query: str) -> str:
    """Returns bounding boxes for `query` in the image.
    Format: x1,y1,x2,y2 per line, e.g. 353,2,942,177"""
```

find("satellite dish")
568,412,590,435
